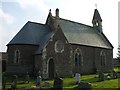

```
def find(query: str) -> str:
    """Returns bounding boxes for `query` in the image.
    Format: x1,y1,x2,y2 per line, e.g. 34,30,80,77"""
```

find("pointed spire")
92,9,102,24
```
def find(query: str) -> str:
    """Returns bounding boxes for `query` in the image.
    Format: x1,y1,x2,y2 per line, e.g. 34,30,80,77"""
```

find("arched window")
74,49,83,72
14,49,20,64
100,51,106,66
75,53,78,66
79,54,82,66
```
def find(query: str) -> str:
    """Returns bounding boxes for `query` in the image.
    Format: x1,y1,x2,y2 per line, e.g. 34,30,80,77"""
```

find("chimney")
55,8,59,17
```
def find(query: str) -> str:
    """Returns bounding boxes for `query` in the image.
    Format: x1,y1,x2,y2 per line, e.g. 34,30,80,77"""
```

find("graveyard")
2,67,120,90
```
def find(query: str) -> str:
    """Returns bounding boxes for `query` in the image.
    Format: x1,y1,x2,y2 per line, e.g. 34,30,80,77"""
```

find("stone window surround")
74,48,83,67
54,40,64,53
14,49,20,64
100,50,106,66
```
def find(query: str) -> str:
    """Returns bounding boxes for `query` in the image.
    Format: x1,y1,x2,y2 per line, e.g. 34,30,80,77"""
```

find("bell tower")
92,9,102,32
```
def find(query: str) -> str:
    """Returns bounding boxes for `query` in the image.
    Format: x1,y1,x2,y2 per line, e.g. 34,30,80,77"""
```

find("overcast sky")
0,0,119,58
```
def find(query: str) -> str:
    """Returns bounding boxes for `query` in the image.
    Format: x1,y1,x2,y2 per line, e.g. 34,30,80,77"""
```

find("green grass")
114,67,120,72
5,73,120,89
92,79,119,88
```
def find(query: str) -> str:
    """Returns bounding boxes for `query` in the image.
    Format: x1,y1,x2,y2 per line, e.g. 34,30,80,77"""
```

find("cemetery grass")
5,73,119,89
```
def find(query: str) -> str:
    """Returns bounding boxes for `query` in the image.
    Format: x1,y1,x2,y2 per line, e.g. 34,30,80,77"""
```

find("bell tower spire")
92,8,102,32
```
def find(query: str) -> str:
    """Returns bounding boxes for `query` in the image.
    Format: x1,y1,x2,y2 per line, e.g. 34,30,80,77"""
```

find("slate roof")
8,14,113,55
58,18,113,49
8,21,53,52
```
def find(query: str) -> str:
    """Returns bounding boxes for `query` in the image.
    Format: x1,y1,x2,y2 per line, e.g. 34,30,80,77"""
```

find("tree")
117,45,120,60
117,45,120,67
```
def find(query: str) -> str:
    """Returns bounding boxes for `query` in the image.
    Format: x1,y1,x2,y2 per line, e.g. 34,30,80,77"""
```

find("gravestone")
78,82,92,90
11,75,17,90
75,73,81,83
44,81,50,87
36,75,42,87
11,80,16,90
26,72,30,83
98,72,105,81
112,70,118,79
53,76,63,90
107,74,111,80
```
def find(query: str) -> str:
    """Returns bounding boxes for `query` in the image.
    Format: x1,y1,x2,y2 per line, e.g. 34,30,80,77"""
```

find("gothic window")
78,54,81,66
74,49,83,67
75,53,78,66
100,51,106,66
14,49,20,64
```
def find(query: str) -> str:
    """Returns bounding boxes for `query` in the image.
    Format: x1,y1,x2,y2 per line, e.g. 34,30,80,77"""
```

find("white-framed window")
55,40,64,53
14,49,20,64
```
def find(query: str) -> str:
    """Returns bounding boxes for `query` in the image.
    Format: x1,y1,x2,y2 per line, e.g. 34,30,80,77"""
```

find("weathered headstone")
53,76,63,90
44,81,50,88
98,72,105,81
11,80,16,90
26,72,30,83
75,73,81,83
11,75,17,90
36,75,42,87
112,70,118,79
107,74,111,80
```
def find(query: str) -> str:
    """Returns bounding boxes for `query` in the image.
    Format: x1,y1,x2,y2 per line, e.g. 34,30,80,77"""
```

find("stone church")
6,8,113,79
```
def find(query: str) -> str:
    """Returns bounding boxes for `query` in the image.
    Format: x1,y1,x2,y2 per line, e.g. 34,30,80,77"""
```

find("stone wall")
6,45,38,75
40,27,73,79
71,44,113,74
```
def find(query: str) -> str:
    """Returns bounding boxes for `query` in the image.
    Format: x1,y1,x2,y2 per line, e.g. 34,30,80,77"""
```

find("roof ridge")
27,21,46,26
53,16,93,28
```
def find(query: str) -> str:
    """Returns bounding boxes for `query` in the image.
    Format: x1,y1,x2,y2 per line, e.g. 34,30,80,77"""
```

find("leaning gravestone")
53,76,63,90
